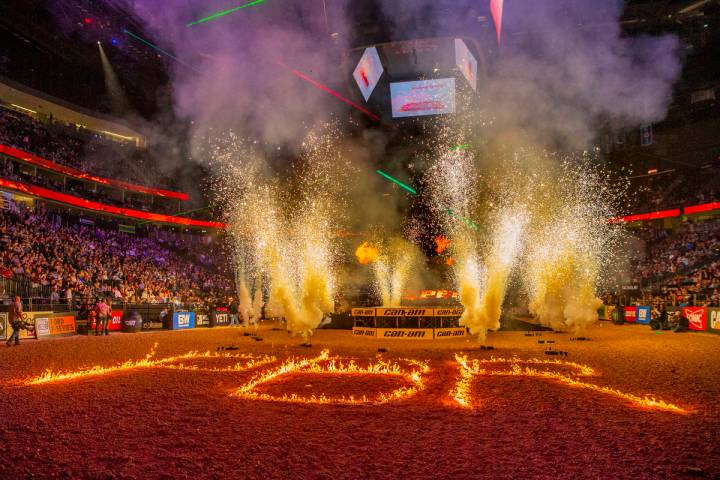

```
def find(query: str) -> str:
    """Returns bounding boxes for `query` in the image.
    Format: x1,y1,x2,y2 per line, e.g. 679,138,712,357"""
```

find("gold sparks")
451,355,686,413
26,343,275,385
233,350,429,405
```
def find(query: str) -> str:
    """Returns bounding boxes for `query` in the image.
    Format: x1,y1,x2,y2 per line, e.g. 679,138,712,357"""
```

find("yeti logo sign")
376,328,434,340
376,308,430,317
682,307,707,331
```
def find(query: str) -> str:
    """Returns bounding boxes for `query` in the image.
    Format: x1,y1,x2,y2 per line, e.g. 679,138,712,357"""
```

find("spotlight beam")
187,0,266,26
278,62,381,121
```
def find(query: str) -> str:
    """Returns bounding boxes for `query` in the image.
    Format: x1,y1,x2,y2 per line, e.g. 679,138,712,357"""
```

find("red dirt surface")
1,323,718,479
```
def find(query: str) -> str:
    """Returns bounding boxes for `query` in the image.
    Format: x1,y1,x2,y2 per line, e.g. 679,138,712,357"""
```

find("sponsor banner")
142,316,165,330
418,290,458,299
36,315,75,338
434,307,463,317
0,312,6,340
601,305,616,321
376,328,434,340
376,308,433,317
636,306,651,325
682,307,707,331
352,327,377,338
707,308,720,334
624,306,637,323
172,311,196,330
351,308,376,317
196,314,209,327
89,310,123,331
212,311,231,327
434,327,466,339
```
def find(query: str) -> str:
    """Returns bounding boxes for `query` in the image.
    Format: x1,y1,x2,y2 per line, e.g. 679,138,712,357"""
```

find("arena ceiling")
0,0,716,118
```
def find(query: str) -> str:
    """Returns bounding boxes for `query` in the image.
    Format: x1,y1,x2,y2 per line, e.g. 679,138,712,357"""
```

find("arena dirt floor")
1,322,718,480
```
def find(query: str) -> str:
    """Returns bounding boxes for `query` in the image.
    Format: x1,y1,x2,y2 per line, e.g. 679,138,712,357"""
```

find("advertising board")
171,311,196,330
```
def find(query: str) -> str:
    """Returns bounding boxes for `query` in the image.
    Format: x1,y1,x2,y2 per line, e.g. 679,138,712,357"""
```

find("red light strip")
684,202,720,215
277,62,381,122
607,208,681,224
0,178,225,229
0,144,189,201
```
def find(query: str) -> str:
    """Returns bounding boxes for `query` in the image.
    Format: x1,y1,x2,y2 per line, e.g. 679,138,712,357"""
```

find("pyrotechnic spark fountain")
217,130,350,341
355,235,420,306
25,343,275,385
452,355,686,413
523,155,622,334
463,211,527,340
233,350,429,405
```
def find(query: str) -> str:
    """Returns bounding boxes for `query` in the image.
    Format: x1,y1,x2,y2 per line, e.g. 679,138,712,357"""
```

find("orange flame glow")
233,350,429,405
451,355,687,413
25,343,275,385
435,235,451,254
355,241,379,265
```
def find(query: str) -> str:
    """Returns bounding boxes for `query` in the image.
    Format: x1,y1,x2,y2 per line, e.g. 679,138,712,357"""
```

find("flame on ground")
26,343,275,385
232,349,430,405
451,355,687,413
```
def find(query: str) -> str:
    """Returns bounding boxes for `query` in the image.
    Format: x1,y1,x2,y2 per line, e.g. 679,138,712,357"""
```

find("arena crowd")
0,202,232,310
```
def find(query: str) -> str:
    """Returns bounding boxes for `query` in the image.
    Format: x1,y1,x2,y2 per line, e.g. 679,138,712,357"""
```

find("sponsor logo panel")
375,328,434,340
434,327,466,338
352,327,377,337
682,307,707,331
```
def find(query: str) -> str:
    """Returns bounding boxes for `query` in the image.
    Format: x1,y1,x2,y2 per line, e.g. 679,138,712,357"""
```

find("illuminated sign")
390,79,456,118
454,39,477,91
0,144,188,200
0,178,225,229
353,47,384,101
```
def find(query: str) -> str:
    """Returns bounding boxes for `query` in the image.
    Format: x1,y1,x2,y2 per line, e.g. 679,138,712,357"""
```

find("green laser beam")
137,205,212,226
123,29,197,71
376,170,417,195
450,144,470,151
374,170,479,231
446,209,479,230
187,0,266,26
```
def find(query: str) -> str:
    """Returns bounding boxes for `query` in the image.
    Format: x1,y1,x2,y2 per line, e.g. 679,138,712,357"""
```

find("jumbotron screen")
389,78,456,118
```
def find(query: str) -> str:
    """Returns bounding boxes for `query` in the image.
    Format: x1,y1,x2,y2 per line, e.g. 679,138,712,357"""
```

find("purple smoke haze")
71,0,681,151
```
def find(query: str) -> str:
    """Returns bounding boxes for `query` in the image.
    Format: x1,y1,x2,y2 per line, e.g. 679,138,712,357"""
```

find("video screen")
390,78,456,118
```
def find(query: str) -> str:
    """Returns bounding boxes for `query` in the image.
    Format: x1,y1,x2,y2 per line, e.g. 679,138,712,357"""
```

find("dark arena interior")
0,1,719,479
